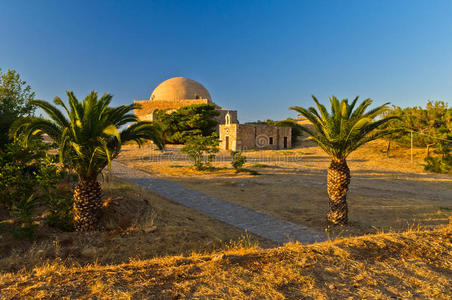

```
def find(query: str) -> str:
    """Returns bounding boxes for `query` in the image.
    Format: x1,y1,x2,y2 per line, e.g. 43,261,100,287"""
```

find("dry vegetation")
1,139,450,299
117,139,452,238
1,225,450,299
0,177,273,273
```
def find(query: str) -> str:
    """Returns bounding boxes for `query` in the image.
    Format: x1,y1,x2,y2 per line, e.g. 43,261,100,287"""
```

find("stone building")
134,77,291,151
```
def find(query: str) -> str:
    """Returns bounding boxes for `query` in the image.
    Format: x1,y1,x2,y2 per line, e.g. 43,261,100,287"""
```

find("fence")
135,146,305,166
407,129,452,163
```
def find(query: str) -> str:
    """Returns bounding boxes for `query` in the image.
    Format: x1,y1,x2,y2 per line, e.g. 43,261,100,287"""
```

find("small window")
225,113,231,125
269,137,274,145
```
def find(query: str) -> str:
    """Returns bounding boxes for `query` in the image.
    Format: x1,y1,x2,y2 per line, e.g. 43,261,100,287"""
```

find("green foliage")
10,194,41,240
380,101,452,172
231,151,247,171
255,118,304,142
290,96,396,160
423,156,452,173
381,101,451,147
0,139,59,209
0,69,35,148
181,134,219,170
10,91,163,182
0,138,63,238
154,104,219,144
11,194,40,225
46,193,74,232
11,224,39,240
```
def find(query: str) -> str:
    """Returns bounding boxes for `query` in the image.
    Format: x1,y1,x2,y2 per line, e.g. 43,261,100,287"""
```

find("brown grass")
117,139,452,238
0,177,274,272
1,226,450,299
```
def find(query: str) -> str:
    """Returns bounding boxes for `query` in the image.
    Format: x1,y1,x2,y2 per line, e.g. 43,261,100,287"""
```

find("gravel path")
111,161,326,244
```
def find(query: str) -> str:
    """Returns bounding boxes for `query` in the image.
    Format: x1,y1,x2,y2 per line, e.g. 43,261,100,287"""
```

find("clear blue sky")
1,0,451,122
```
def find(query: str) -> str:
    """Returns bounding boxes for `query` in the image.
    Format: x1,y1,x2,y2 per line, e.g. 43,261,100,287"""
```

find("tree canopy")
11,91,163,181
154,104,219,144
0,69,35,147
290,96,397,160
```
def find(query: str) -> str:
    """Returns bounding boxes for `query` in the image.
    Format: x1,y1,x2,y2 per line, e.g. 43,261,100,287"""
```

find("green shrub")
231,151,247,172
0,139,63,237
423,155,452,173
10,194,40,240
46,193,74,232
11,224,39,240
181,134,219,170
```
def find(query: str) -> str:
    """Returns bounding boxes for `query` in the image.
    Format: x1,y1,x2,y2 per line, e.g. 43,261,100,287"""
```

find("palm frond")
11,91,162,181
291,96,393,160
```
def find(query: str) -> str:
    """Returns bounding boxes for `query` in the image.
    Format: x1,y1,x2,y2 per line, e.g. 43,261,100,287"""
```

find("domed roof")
150,77,212,102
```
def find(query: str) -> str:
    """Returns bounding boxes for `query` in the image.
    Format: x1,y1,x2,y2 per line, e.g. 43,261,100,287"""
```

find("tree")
379,101,452,172
231,151,247,172
378,105,406,157
0,69,35,148
290,96,397,225
181,134,219,170
154,104,219,144
11,91,163,231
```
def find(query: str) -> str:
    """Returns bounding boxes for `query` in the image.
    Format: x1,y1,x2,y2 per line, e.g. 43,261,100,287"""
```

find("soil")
117,139,452,238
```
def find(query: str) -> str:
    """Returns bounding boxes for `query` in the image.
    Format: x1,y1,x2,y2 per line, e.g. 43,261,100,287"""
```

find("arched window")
225,112,231,125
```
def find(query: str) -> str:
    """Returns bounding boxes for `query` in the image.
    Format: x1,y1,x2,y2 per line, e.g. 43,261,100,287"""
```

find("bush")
181,134,219,170
0,138,64,236
423,155,452,173
231,151,247,172
10,194,40,239
46,193,74,232
0,140,56,209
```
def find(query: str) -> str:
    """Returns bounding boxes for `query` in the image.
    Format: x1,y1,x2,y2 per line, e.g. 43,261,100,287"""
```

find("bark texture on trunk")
73,180,103,232
327,159,350,225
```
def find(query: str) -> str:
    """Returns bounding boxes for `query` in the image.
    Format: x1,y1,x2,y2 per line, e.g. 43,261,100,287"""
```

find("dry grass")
1,225,450,299
117,140,452,238
0,177,274,273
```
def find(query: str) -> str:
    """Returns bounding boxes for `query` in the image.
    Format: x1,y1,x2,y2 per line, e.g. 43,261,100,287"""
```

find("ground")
0,177,273,272
1,226,450,299
117,139,452,238
1,139,451,299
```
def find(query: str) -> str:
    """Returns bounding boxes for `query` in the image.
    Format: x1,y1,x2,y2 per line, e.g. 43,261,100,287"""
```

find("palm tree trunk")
327,159,350,225
73,180,103,231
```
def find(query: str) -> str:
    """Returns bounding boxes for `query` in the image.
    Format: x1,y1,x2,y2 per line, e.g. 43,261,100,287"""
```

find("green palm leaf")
10,91,162,181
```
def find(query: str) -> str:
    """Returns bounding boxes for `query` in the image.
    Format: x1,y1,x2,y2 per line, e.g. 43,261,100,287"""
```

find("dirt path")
117,141,452,237
111,161,326,244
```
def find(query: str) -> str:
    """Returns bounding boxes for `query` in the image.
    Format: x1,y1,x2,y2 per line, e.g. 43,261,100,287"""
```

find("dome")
150,77,212,102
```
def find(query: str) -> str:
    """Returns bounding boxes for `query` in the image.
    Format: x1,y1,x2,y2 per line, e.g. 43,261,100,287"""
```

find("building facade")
134,77,291,151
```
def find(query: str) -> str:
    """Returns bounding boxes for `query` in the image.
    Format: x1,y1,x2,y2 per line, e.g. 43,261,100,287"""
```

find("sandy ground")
118,139,452,238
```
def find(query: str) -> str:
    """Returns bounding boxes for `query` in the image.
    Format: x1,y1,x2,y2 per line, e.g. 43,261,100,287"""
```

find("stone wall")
219,123,292,151
219,123,238,151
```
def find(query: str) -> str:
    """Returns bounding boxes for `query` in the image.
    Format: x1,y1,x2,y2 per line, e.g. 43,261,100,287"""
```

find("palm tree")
290,96,397,225
11,91,163,231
